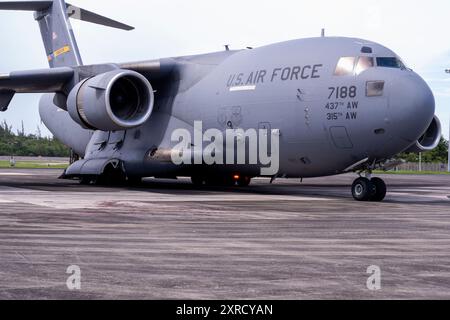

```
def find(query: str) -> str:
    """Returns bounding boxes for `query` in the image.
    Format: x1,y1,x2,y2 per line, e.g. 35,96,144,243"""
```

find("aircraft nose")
388,73,435,144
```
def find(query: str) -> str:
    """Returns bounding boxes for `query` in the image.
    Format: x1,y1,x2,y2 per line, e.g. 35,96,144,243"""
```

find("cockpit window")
334,57,356,76
355,57,374,75
335,55,408,76
335,56,374,76
376,57,406,69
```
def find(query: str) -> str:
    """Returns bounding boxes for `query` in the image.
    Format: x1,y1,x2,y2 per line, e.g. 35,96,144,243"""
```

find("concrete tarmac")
0,169,449,299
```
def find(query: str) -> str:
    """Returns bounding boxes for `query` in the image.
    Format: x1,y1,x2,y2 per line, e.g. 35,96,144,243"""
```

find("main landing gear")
351,175,387,202
191,175,252,187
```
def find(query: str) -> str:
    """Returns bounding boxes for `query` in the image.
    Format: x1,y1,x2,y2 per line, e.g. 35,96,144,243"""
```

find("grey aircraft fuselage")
41,37,436,179
1,0,440,201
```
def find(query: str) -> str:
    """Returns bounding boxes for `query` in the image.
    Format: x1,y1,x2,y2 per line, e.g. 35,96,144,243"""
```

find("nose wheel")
352,177,387,202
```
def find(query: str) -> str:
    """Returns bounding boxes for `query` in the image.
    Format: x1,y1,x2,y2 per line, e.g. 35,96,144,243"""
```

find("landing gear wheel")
237,176,251,187
370,177,387,202
352,177,373,201
191,176,206,186
79,176,94,185
127,176,143,186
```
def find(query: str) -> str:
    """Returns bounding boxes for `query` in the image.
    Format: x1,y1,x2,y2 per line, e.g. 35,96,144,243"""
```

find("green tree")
0,120,69,157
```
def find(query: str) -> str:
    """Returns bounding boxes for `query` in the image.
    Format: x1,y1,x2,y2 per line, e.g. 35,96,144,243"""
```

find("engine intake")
68,69,154,131
404,115,442,153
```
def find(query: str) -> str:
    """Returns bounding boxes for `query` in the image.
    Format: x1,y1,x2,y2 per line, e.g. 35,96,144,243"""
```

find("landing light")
233,175,240,180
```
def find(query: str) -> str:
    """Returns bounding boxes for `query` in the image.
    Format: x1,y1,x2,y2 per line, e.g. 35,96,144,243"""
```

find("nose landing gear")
369,177,387,202
352,176,387,202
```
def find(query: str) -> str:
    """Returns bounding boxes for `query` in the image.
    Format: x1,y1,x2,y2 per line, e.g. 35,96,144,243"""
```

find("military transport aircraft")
0,0,442,201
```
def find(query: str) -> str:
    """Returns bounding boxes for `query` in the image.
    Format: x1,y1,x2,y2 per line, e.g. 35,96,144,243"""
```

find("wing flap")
0,90,15,112
0,67,74,93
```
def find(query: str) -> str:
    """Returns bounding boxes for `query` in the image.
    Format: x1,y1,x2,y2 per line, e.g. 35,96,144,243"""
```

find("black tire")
370,177,387,202
237,176,251,187
98,163,127,186
79,176,93,185
127,176,143,186
205,176,233,187
191,176,205,186
352,177,373,201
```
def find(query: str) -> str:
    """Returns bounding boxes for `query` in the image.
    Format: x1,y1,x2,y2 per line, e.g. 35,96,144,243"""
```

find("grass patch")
0,160,68,169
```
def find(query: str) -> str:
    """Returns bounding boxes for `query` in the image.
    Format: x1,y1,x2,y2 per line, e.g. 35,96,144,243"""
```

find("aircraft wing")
0,58,178,112
0,67,74,111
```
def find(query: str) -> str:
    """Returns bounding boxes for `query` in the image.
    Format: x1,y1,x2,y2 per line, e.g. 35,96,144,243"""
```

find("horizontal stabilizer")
0,1,52,11
69,5,134,31
0,1,134,30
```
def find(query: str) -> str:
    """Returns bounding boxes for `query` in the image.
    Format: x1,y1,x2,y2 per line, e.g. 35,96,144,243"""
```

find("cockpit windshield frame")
334,55,408,76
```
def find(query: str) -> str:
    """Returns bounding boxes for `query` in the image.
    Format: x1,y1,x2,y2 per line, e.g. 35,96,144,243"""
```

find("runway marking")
390,192,450,201
395,188,450,193
0,173,36,176
0,192,330,209
0,186,47,193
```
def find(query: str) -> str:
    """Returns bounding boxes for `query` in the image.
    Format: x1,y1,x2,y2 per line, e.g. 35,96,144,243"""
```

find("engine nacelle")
404,115,442,153
67,69,154,131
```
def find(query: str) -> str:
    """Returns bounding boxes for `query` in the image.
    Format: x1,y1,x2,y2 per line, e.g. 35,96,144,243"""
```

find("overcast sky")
0,0,449,139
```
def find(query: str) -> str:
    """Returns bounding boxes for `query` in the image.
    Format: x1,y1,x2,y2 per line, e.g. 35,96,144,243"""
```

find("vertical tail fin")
0,0,134,68
37,0,83,67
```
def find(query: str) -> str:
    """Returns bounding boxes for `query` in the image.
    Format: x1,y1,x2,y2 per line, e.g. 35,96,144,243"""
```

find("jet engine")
67,69,154,131
404,115,442,153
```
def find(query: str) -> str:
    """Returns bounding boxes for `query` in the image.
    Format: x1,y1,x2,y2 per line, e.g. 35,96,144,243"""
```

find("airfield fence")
393,162,448,172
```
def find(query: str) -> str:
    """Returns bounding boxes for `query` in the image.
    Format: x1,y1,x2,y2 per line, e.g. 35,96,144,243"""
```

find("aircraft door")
329,126,353,149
